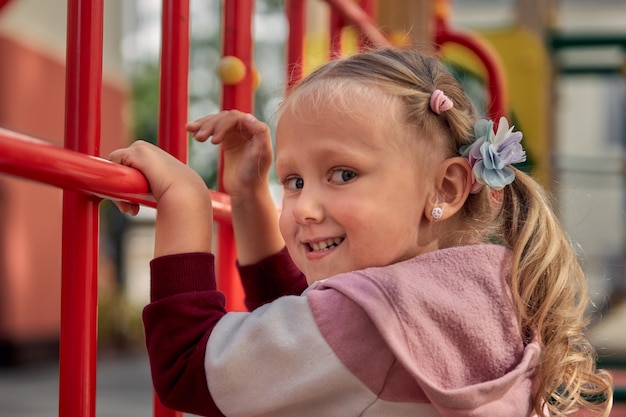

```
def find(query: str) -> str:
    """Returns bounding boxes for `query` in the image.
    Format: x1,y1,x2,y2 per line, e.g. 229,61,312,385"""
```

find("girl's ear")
426,157,473,221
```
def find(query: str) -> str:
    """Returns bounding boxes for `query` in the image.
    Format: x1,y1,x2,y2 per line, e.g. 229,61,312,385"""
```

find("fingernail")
244,113,257,124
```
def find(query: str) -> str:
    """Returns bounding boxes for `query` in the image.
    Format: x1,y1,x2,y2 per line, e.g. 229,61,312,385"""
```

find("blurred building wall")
0,0,130,364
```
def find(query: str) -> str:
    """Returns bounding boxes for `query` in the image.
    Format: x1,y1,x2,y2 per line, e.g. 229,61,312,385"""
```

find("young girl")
109,48,613,416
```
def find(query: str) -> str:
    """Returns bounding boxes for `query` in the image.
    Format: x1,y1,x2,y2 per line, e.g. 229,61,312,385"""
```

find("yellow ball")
218,56,246,85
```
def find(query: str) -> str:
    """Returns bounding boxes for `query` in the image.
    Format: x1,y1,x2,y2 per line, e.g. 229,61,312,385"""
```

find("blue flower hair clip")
459,116,526,193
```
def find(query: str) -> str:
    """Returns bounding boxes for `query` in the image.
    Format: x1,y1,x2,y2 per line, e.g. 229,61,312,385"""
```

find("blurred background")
0,0,624,415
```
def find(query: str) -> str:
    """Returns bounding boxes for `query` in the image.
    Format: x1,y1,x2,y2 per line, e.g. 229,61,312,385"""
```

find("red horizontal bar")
0,128,232,223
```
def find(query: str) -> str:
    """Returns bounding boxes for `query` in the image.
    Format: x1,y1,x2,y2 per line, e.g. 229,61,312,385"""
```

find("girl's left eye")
330,169,357,184
283,176,304,190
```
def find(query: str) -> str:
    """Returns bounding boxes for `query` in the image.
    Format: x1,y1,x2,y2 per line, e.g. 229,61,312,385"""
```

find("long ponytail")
500,169,613,416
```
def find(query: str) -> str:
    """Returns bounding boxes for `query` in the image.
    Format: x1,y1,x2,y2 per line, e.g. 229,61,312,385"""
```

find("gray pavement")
0,352,163,417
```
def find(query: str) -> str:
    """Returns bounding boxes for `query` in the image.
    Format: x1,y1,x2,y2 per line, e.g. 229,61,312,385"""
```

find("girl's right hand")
108,140,208,209
108,141,213,256
186,111,273,201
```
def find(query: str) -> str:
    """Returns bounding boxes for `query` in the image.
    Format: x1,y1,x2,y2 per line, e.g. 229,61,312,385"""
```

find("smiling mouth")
307,237,344,252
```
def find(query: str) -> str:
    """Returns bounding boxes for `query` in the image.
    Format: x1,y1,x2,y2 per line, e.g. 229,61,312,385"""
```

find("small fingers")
185,119,206,140
187,110,263,144
185,112,232,143
240,113,269,138
107,140,153,169
111,200,140,216
107,144,150,215
107,148,126,165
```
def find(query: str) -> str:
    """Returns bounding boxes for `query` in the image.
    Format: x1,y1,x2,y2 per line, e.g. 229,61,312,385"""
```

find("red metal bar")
436,30,507,122
285,0,305,89
58,1,103,416
221,0,254,112
0,130,233,224
156,1,189,415
218,0,254,312
158,0,190,161
433,0,507,122
0,129,153,205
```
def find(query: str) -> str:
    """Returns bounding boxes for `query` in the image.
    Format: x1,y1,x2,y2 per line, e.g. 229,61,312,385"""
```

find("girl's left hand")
186,111,273,201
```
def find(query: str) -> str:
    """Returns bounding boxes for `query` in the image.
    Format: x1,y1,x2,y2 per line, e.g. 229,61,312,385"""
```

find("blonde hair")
282,47,613,416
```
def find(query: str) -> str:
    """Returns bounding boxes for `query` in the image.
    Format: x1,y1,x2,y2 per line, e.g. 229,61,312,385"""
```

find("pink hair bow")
430,89,453,115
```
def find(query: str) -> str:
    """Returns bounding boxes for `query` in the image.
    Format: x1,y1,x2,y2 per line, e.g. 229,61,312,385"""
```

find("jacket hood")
318,244,540,417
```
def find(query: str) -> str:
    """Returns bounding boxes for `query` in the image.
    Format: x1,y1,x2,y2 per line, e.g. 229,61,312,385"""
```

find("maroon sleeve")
143,252,226,417
237,246,308,310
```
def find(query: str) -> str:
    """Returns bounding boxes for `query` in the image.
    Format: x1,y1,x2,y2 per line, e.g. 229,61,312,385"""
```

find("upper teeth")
309,238,343,252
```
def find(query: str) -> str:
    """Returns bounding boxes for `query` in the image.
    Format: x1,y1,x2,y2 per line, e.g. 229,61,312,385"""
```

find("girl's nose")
292,187,324,224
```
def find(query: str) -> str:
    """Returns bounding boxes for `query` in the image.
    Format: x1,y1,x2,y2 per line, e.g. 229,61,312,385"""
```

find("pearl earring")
431,207,443,220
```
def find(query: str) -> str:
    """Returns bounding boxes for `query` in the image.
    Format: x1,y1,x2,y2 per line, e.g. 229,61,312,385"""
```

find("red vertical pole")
158,0,190,162
153,2,190,416
58,0,103,416
219,0,254,312
433,0,506,122
286,0,305,89
222,0,253,111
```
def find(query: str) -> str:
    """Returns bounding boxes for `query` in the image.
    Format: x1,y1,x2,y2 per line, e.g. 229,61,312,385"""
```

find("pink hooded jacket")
143,244,540,416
